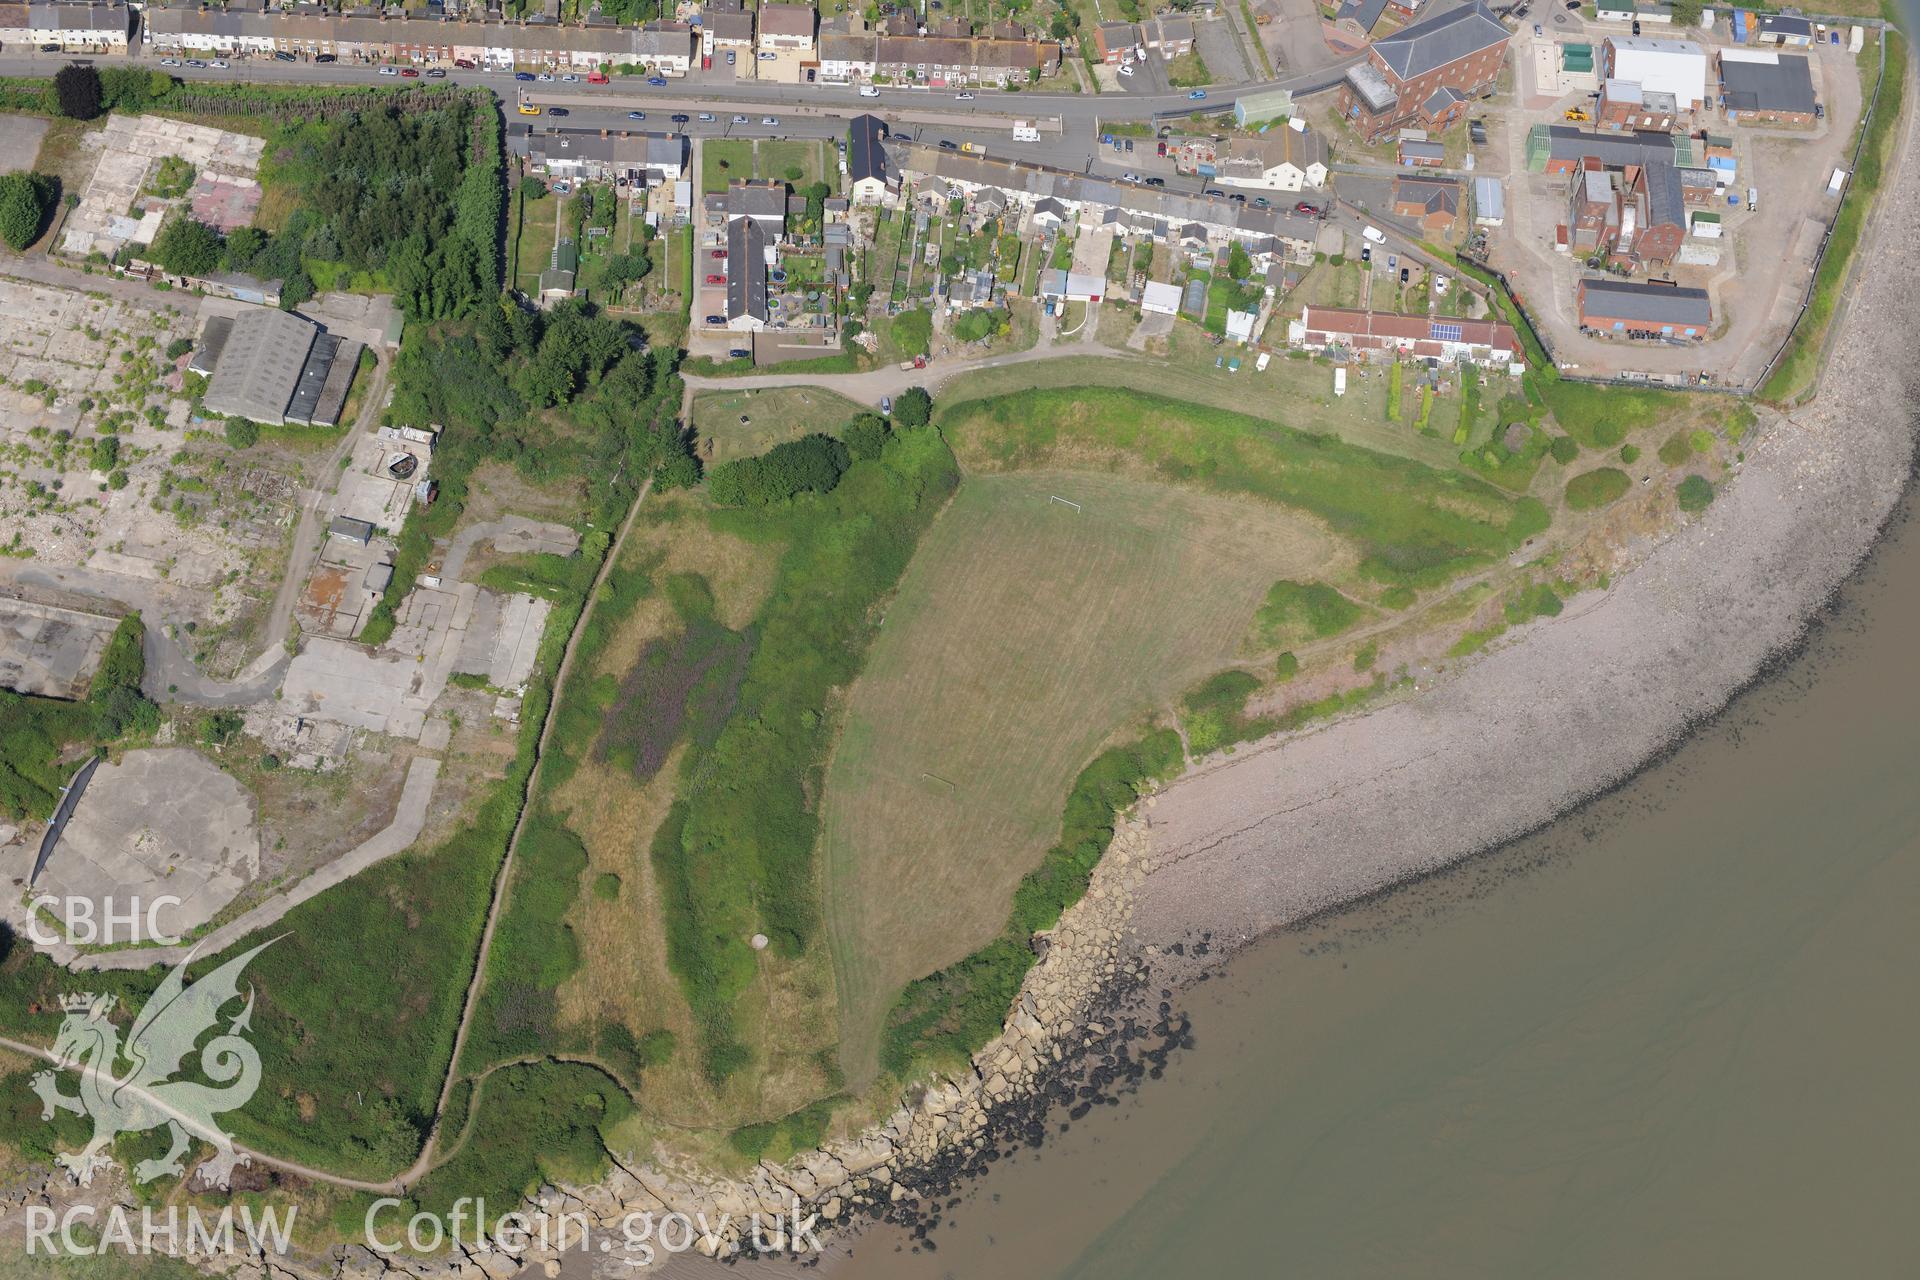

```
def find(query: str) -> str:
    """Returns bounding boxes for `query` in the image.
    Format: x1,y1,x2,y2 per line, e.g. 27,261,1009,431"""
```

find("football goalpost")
1048,494,1082,513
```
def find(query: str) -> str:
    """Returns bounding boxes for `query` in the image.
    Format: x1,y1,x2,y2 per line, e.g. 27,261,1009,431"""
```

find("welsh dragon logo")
31,939,276,1189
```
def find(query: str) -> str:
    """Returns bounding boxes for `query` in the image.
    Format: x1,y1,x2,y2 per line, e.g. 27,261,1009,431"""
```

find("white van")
858,85,880,97
1746,186,1759,212
1362,225,1386,245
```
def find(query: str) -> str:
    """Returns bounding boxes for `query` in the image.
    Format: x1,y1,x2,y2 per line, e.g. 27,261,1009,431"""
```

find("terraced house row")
0,2,133,51
143,8,698,71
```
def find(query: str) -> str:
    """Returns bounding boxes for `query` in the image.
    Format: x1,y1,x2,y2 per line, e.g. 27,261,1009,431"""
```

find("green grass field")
692,386,871,464
823,469,1349,1085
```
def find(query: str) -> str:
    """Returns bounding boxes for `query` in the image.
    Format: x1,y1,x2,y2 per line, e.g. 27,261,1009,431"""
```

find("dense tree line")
706,435,850,507
0,615,156,822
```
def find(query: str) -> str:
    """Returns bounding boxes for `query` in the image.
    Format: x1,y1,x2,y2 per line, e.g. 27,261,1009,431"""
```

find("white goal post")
1048,494,1082,512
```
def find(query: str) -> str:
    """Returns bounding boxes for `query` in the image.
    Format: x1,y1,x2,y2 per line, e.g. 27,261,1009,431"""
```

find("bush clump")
706,434,849,507
1565,467,1631,511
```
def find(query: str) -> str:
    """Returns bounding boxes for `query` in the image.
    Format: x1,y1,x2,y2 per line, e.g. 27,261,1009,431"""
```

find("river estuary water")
820,484,1920,1277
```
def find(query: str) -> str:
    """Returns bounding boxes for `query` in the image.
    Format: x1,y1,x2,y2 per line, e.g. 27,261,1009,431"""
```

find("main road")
0,47,1356,134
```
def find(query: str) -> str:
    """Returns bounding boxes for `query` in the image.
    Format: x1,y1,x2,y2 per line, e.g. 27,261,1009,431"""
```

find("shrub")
164,337,194,360
1657,432,1693,467
0,172,55,252
1619,443,1641,464
150,216,224,277
224,418,260,449
1548,435,1580,464
1254,579,1364,647
842,412,889,461
1676,474,1714,512
893,386,933,428
1565,466,1631,511
1352,640,1378,672
1274,651,1299,681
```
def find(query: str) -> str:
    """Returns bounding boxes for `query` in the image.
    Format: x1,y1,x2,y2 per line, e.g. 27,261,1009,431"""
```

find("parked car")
1228,192,1247,202
1361,245,1372,263
1119,65,1135,77
378,66,398,76
1156,141,1167,156
1204,188,1225,197
627,110,647,120
1144,176,1166,187
210,59,230,69
759,51,777,60
732,114,750,124
939,139,958,150
729,349,751,358
515,72,535,81
955,92,975,100
697,112,716,122
647,76,668,87
1124,139,1135,153
1469,119,1488,144
1121,171,1141,183
316,53,337,63
560,73,579,83
1295,201,1319,214
1188,89,1207,100
426,67,446,78
272,51,295,62
536,72,555,82
1534,23,1542,35
184,60,206,68
726,50,736,65
671,112,691,123
710,249,727,259
159,58,180,66
547,107,569,117
454,58,476,68
762,116,779,125
880,397,893,415
705,274,726,284
1252,196,1271,208
1399,266,1410,283
705,314,725,325
400,67,420,77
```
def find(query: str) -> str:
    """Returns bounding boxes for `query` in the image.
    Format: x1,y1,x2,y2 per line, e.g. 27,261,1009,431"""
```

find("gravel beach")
1130,94,1920,955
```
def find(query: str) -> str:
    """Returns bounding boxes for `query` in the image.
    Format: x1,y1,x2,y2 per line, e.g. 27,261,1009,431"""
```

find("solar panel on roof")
1430,322,1464,342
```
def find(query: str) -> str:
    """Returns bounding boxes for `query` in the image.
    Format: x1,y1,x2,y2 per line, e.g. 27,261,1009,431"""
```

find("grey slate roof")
1335,0,1391,33
1544,124,1675,167
1580,277,1710,325
1370,0,1508,83
1640,154,1683,229
1720,53,1817,115
848,114,890,187
727,216,768,324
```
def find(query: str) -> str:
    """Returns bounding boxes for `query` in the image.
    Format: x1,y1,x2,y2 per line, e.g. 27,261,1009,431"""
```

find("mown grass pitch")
822,469,1350,1085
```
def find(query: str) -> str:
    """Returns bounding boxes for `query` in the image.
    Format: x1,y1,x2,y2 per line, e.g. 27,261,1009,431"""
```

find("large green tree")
0,172,55,252
150,216,224,276
53,63,102,120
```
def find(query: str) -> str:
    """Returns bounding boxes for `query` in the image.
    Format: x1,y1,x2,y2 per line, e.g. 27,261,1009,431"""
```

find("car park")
628,110,647,120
